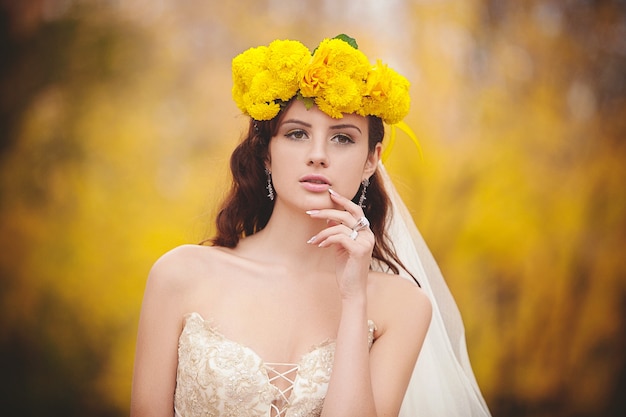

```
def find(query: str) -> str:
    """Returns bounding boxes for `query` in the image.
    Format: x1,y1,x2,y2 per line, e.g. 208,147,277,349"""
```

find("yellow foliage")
0,1,624,416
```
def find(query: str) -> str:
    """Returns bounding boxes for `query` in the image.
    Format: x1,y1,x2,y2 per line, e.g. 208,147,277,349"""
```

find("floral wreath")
231,34,411,125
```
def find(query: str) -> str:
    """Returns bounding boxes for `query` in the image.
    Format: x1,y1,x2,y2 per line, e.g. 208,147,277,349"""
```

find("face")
267,99,381,211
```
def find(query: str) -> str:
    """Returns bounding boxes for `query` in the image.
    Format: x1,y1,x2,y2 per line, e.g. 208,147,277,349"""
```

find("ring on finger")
352,216,370,232
349,229,359,240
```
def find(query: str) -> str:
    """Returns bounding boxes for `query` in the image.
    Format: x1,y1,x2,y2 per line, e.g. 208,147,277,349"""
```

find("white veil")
376,163,491,417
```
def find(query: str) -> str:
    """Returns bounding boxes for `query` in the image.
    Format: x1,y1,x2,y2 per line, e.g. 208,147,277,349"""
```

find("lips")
300,174,331,185
300,174,331,192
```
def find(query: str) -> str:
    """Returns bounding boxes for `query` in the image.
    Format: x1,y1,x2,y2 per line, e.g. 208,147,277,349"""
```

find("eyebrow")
281,119,362,134
282,119,312,128
330,123,362,134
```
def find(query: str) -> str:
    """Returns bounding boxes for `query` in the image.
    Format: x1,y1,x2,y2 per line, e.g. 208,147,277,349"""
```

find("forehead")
281,100,368,130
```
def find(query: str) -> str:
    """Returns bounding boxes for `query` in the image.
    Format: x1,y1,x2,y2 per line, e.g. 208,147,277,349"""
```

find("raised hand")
306,188,374,299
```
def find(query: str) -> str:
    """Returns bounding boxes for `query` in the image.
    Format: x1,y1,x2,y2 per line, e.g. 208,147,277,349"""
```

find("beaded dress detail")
174,312,376,417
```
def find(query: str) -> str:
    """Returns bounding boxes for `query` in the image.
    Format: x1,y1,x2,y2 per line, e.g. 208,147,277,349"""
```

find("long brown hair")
208,100,417,282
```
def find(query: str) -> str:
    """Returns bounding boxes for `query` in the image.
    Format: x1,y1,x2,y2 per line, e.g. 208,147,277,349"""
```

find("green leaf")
296,92,315,110
333,34,358,49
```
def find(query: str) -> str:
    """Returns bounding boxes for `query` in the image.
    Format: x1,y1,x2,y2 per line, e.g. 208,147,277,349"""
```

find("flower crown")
231,34,410,125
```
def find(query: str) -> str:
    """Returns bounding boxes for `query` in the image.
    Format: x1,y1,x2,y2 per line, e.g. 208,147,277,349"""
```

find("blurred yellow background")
0,1,624,416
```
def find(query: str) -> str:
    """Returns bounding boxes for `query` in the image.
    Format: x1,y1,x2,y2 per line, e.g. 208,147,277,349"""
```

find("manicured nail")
307,236,317,244
328,188,338,196
306,210,320,215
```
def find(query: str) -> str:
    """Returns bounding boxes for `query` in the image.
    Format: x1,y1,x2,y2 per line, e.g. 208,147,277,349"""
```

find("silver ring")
349,229,358,240
352,216,370,232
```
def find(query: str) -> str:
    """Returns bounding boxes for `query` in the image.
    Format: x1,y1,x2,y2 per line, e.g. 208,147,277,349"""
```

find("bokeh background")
1,0,624,416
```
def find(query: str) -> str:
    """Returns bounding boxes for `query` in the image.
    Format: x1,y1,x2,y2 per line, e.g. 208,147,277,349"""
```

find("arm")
130,248,190,417
323,294,376,416
368,279,432,416
309,190,432,416
323,275,431,417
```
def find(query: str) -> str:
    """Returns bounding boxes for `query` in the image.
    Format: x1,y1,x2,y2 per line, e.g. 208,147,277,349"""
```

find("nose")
306,138,329,167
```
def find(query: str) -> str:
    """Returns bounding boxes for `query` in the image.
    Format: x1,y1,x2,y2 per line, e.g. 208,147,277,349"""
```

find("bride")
130,35,491,417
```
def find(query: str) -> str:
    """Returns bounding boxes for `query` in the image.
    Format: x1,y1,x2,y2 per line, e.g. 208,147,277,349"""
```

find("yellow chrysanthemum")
323,38,370,80
231,35,411,123
321,74,362,115
244,94,281,121
267,40,311,83
380,71,410,124
248,70,281,104
315,98,343,119
232,46,268,90
232,45,270,115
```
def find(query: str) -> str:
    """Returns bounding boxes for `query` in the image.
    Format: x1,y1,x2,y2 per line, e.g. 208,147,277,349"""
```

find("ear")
363,142,382,179
264,155,272,172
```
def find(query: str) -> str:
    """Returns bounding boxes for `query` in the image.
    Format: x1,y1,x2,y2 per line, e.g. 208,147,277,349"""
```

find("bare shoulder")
151,243,216,270
367,271,432,334
146,244,223,293
367,271,431,310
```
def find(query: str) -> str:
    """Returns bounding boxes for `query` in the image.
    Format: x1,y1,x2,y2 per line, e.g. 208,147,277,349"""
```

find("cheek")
336,160,368,198
267,143,290,176
268,139,295,167
346,177,364,200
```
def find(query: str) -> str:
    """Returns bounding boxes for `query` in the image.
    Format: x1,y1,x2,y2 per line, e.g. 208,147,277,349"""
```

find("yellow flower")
244,94,281,121
232,35,411,123
361,60,410,124
232,46,268,90
300,49,329,97
248,70,280,104
382,71,410,124
323,38,370,80
318,74,362,117
267,40,311,83
366,60,392,99
232,45,271,116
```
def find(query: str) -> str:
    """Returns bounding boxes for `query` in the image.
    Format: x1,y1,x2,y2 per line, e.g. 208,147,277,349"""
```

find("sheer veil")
376,163,491,416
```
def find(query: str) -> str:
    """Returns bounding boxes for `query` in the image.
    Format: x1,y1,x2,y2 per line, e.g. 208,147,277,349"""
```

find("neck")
236,202,336,273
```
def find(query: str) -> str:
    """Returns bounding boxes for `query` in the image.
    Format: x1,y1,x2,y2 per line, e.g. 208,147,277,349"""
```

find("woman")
131,35,490,417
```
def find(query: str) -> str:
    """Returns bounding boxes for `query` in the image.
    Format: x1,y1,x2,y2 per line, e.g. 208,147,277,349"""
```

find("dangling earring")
358,178,369,208
265,168,275,201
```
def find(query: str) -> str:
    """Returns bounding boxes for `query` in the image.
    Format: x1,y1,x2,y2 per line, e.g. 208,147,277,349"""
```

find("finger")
328,188,363,218
317,229,374,250
308,223,374,247
306,224,351,245
307,208,362,229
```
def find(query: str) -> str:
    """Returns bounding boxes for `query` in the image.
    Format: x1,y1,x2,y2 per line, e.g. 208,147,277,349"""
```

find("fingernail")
328,188,338,196
307,236,317,244
306,210,320,215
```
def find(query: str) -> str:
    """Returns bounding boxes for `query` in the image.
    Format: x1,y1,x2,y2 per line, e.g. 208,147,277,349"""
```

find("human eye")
331,133,355,145
285,129,308,141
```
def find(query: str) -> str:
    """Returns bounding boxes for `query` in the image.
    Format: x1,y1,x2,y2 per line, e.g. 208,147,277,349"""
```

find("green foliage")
333,33,359,49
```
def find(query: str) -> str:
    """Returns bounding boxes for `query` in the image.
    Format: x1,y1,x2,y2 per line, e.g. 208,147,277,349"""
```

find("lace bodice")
174,312,376,417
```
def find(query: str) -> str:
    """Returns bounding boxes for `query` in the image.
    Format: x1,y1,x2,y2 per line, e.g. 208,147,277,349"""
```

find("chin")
297,193,334,210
